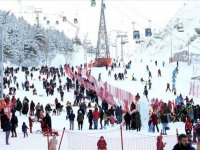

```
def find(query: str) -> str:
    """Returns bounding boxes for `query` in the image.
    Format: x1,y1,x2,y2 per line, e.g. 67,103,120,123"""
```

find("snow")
0,53,198,149
1,0,200,149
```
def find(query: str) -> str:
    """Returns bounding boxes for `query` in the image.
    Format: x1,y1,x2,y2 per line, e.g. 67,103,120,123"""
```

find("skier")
97,136,107,150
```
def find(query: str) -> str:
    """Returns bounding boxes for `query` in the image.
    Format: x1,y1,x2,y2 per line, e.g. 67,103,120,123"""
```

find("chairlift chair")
133,30,140,39
63,16,67,22
74,18,78,24
153,33,161,39
145,28,152,37
47,20,50,25
91,0,96,7
177,23,184,32
56,21,59,25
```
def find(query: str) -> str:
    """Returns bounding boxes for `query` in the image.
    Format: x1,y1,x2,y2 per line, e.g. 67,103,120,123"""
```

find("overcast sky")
0,0,187,52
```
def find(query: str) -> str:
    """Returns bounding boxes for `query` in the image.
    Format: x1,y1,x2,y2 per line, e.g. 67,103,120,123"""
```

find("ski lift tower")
34,8,42,28
91,0,111,67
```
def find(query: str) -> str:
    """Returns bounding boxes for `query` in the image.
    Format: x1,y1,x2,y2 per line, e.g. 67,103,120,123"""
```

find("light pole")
117,33,128,62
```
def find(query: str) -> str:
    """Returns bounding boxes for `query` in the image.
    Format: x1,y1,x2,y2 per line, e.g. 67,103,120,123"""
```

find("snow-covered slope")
134,0,200,61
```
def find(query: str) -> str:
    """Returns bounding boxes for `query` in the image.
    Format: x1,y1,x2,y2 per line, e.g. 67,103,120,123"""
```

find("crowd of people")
0,59,198,150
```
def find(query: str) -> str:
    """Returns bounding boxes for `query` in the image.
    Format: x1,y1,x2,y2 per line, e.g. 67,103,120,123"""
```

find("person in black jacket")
115,106,123,124
10,114,18,137
0,109,7,131
99,108,104,129
16,99,22,115
68,110,75,130
60,90,64,101
30,101,35,116
173,134,195,150
124,112,131,130
43,113,52,130
161,114,168,135
87,109,93,130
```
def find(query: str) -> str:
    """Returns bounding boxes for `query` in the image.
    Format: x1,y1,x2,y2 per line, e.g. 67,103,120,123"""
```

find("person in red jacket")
29,116,34,133
97,136,107,150
185,118,192,135
157,135,166,150
151,112,159,133
93,108,99,130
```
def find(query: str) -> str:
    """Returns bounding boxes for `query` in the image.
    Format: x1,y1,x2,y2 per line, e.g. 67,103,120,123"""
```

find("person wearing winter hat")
97,136,107,150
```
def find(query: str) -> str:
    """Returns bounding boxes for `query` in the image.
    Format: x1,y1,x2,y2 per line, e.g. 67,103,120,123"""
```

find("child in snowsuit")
22,122,28,137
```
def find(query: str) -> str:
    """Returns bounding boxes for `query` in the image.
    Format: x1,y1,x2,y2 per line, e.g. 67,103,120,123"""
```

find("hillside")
0,10,74,66
134,0,200,62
